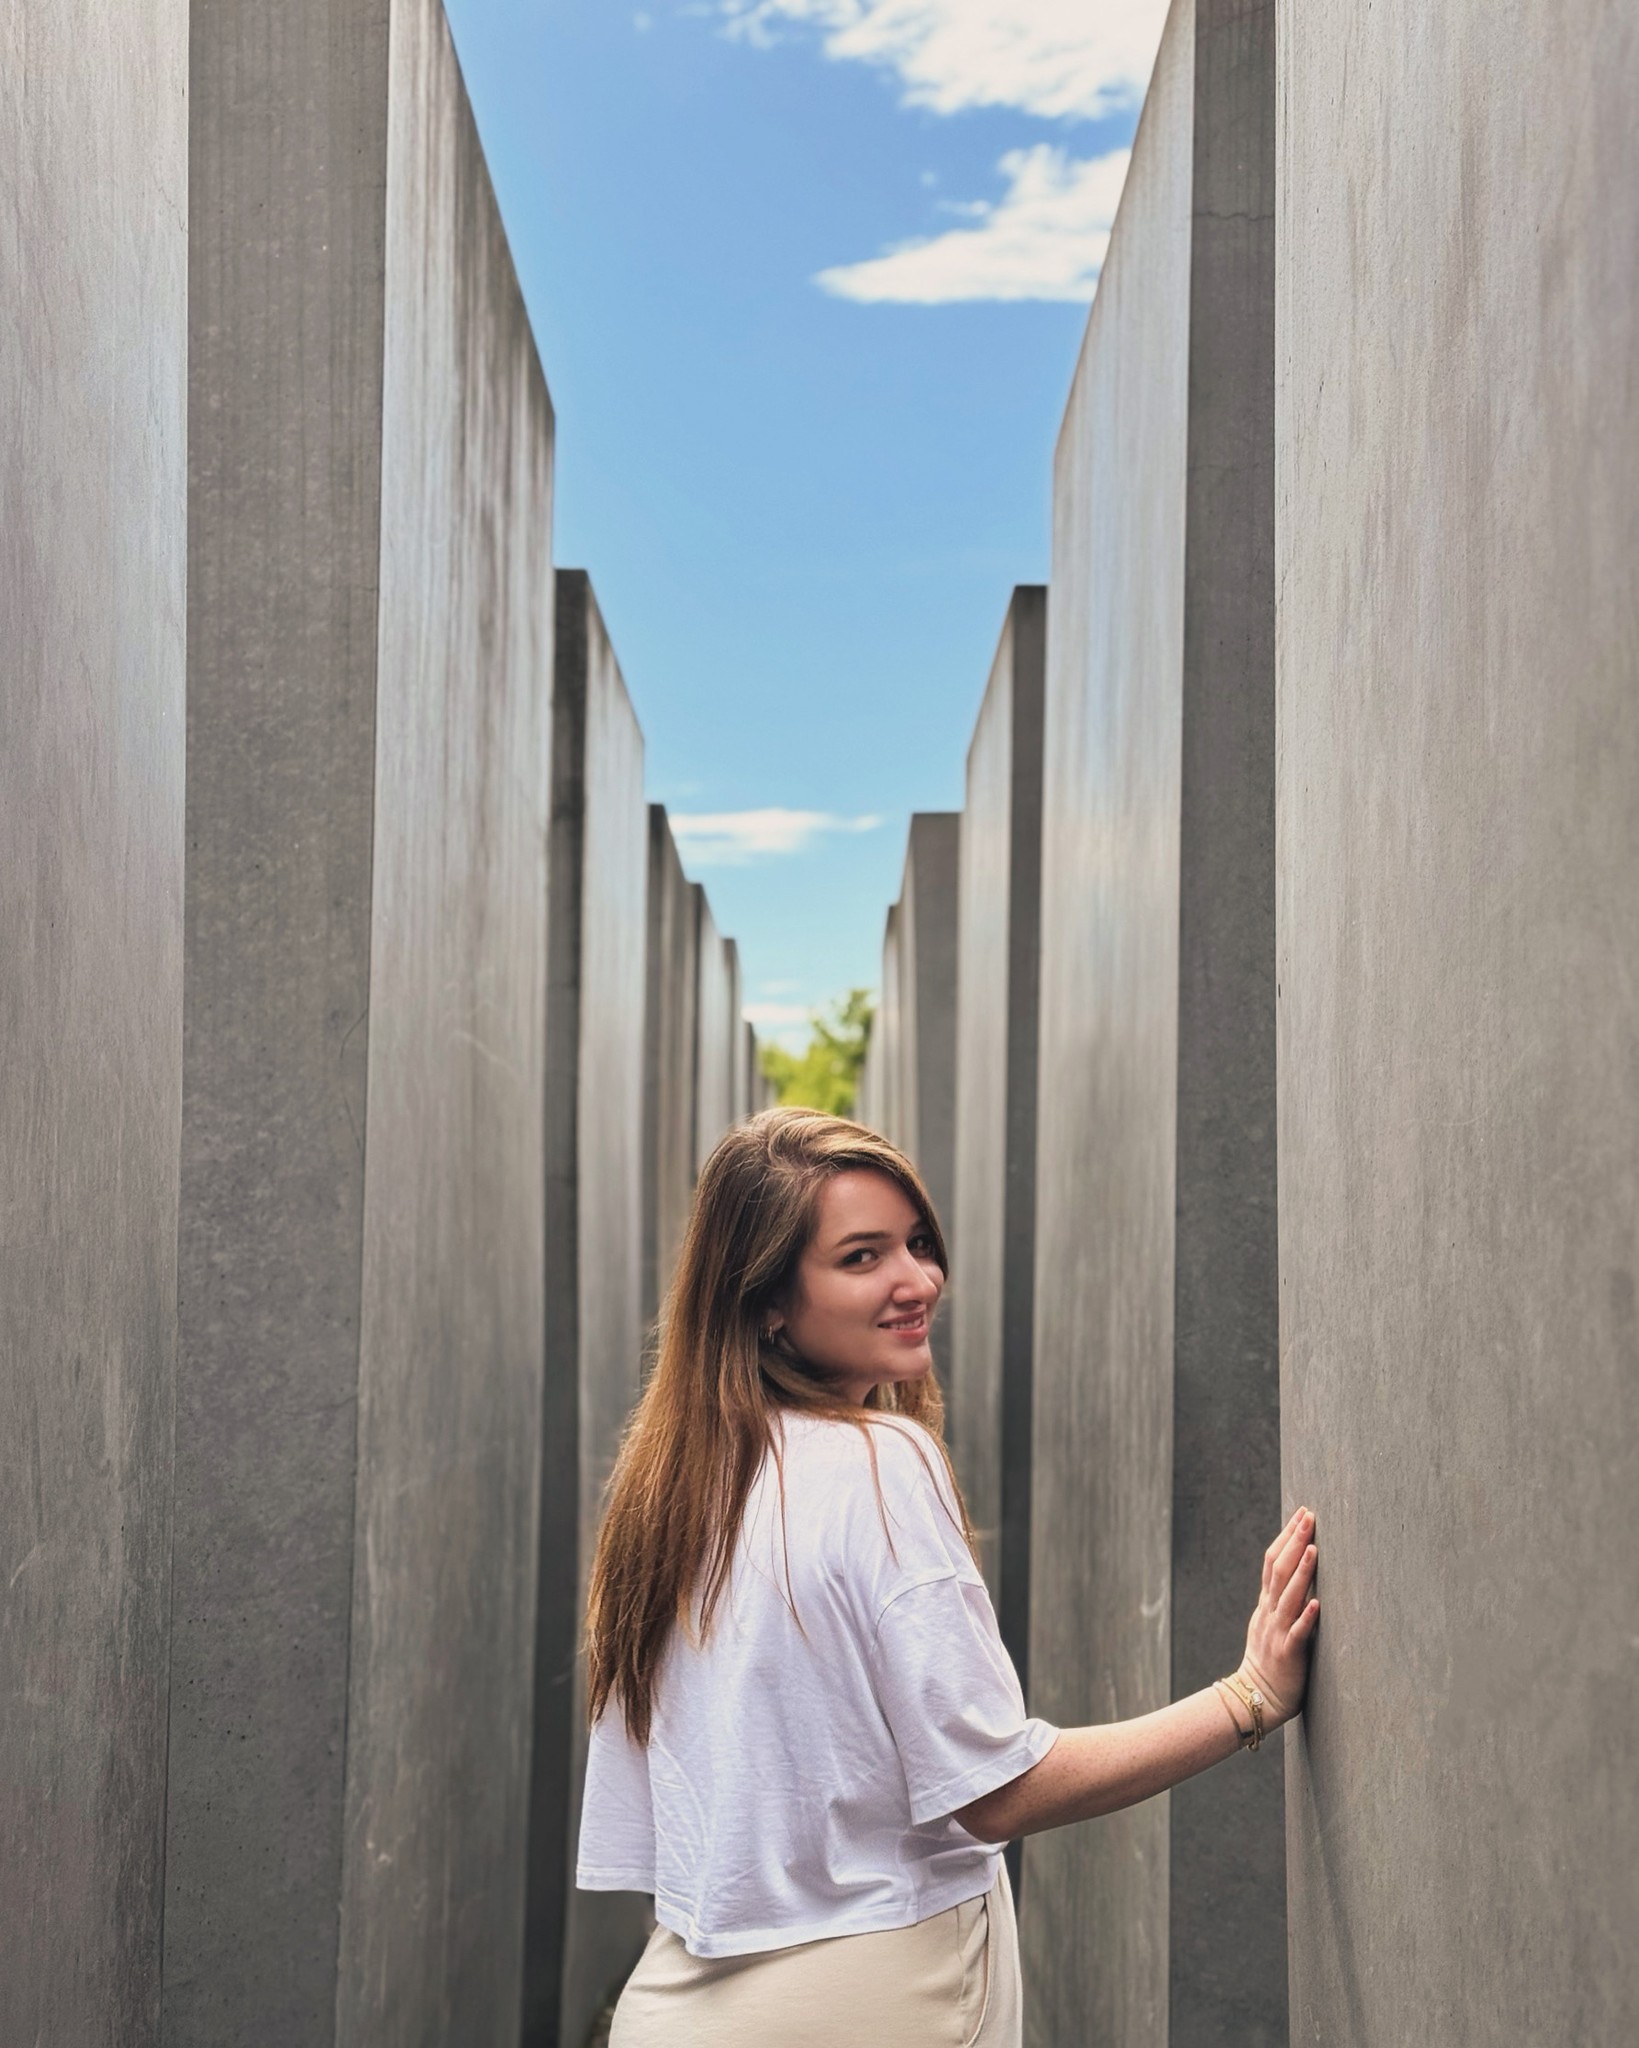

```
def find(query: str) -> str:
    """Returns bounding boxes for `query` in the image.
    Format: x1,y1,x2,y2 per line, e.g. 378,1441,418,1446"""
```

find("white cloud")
744,1001,816,1053
719,0,1167,121
670,807,882,865
744,1001,813,1027
818,143,1127,305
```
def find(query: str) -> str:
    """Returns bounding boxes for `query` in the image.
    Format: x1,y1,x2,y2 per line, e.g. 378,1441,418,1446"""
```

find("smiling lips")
880,1310,929,1339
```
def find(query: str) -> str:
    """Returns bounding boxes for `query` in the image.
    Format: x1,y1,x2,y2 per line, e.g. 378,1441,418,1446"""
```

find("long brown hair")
586,1106,973,1743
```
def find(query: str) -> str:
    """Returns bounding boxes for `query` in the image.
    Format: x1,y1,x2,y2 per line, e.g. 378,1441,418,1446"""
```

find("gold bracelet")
1211,1679,1253,1748
1220,1671,1266,1751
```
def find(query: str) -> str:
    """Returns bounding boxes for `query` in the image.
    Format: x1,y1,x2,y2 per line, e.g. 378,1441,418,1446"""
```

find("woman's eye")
842,1248,876,1267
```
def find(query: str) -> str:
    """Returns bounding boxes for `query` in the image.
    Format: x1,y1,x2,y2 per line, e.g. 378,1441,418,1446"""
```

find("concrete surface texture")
873,902,905,1141
726,940,750,1123
0,4,187,2039
856,966,885,1130
950,593,1046,1696
1276,3,1639,2039
643,808,702,1336
164,0,393,2038
167,0,554,2039
1021,4,1188,2040
895,815,962,1249
1025,5,1286,2036
335,5,555,2040
741,1019,761,1122
693,893,735,1170
526,572,651,2048
1165,3,1284,2035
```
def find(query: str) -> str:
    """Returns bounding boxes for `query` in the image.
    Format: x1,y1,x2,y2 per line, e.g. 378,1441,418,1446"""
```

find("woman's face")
770,1168,945,1405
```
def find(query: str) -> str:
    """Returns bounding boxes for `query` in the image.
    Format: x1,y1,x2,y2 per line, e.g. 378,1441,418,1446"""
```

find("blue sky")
442,0,1166,1046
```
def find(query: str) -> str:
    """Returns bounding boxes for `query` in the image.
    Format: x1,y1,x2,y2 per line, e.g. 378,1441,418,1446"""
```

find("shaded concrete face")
526,573,650,2048
876,903,904,1143
643,809,702,1335
169,1,553,2040
1167,6,1283,2039
693,896,734,1170
1023,18,1192,2037
1277,5,1639,2040
336,5,554,2040
726,939,749,1123
0,6,187,2039
855,1038,879,1129
950,593,1045,1694
896,815,962,1247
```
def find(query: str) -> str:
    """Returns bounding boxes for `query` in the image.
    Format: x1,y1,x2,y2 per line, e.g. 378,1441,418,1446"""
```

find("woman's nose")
890,1248,938,1299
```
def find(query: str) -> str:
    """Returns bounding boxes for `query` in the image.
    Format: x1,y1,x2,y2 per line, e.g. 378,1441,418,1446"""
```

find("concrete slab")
0,5,187,2037
856,1001,882,1129
726,939,749,1123
1024,3,1284,2040
643,808,700,1337
895,815,962,1245
693,895,734,1169
876,903,904,1144
167,3,553,2039
950,592,1046,1697
525,572,650,2048
336,9,554,2040
1276,3,1639,2038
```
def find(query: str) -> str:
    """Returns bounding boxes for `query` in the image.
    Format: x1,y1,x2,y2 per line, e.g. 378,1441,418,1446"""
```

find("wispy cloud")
744,999,817,1053
718,0,1166,121
671,808,882,866
818,144,1127,304
744,1000,813,1027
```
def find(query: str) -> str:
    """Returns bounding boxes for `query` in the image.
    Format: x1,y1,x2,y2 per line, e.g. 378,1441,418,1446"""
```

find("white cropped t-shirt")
576,1410,1057,1957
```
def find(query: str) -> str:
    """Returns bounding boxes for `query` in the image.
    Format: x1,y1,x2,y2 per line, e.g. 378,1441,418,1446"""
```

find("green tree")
760,988,875,1117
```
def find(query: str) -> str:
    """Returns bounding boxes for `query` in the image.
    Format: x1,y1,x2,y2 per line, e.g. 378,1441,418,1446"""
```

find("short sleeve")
867,1570,1059,1827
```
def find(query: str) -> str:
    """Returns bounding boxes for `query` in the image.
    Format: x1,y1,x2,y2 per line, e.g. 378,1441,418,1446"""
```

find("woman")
578,1109,1318,2045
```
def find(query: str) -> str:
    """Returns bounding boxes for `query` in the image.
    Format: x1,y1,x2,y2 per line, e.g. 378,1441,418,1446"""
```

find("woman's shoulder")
775,1411,959,1524
775,1407,937,1470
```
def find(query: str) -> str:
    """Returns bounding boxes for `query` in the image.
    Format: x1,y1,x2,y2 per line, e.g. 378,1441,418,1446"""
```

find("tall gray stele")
1277,0,1639,2038
167,1,554,2040
525,572,650,2048
1025,2,1283,2041
950,589,1046,1708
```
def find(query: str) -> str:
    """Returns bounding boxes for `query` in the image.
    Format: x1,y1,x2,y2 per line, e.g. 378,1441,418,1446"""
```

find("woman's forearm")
956,1686,1248,1843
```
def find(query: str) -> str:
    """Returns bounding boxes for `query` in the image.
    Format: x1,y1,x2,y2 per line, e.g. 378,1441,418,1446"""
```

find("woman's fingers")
1268,1510,1313,1602
1263,1506,1305,1594
1275,1542,1318,1623
1289,1597,1321,1643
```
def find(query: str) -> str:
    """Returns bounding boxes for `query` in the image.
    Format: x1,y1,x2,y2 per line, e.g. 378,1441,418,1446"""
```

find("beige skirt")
608,1863,1021,2048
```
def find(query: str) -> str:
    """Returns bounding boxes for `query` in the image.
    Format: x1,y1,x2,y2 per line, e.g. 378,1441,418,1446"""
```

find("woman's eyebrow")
833,1228,892,1248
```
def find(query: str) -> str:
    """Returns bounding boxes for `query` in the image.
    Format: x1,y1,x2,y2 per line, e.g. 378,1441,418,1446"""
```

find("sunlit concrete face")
1277,4,1639,2039
1024,15,1193,2039
168,1,554,2040
0,4,187,2039
1024,2,1284,2040
526,572,650,2048
337,4,555,2039
950,592,1045,1692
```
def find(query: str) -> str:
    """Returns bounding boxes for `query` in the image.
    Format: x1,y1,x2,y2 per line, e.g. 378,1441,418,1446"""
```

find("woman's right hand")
1239,1505,1319,1727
